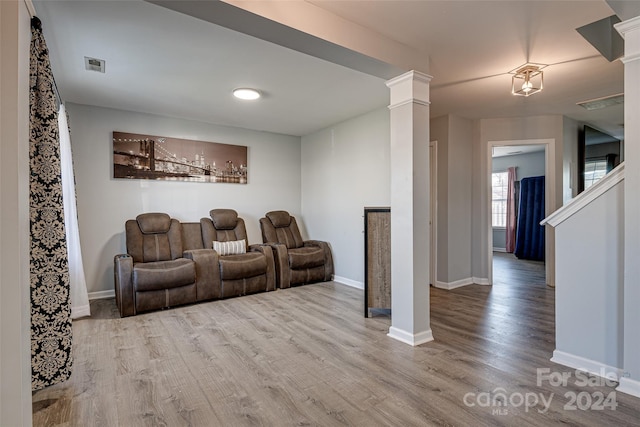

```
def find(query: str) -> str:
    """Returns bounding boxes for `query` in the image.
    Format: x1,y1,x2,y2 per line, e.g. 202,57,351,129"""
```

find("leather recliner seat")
114,213,198,317
260,210,334,288
199,209,276,298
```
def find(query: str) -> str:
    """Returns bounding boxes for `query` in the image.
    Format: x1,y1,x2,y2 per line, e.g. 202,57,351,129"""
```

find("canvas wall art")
113,131,248,184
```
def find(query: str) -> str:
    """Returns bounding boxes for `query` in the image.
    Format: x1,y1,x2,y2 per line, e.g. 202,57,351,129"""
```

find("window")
492,171,508,228
584,158,608,189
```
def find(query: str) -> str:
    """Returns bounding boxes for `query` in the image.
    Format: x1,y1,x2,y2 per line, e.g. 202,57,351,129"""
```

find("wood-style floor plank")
32,254,640,426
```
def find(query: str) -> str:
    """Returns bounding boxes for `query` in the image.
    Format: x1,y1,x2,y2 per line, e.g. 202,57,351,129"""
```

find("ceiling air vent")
84,56,105,73
577,93,624,111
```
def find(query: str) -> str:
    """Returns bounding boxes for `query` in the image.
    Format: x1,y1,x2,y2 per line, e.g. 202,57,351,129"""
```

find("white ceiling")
34,0,628,138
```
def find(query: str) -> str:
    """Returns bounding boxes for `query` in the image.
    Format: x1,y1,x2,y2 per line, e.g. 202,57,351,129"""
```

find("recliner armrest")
262,242,290,289
183,249,221,301
249,244,276,291
304,240,334,281
114,254,135,317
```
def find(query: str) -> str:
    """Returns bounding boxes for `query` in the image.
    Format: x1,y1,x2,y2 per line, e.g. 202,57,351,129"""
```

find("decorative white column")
385,71,433,346
616,15,640,399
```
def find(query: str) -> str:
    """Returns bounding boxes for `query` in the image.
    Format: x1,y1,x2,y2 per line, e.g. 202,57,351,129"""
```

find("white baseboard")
434,277,473,290
617,376,640,398
332,275,364,289
387,326,433,346
88,289,115,300
71,304,91,319
493,247,507,253
473,277,491,285
551,350,622,381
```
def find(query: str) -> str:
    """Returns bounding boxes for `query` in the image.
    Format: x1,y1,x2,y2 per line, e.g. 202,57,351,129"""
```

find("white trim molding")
617,377,640,399
386,70,432,110
473,277,491,286
551,350,623,381
542,163,624,228
620,52,640,65
24,0,36,17
71,305,91,319
388,326,433,346
615,15,640,40
387,99,430,110
434,277,474,290
88,289,115,300
385,70,433,87
332,275,364,289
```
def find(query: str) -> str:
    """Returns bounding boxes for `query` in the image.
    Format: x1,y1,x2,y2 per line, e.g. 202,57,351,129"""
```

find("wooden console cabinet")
364,207,391,317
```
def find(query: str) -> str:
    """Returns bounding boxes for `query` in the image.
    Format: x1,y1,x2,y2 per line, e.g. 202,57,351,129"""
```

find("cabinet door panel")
364,208,390,316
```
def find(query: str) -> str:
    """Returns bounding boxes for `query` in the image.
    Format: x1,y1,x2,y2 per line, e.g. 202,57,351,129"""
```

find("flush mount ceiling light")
233,88,261,100
509,63,546,97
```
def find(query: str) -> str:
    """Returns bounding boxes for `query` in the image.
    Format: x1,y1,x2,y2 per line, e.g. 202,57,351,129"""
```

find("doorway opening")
487,139,556,287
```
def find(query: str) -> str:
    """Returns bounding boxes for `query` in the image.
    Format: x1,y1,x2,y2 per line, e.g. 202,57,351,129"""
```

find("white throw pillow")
213,239,246,256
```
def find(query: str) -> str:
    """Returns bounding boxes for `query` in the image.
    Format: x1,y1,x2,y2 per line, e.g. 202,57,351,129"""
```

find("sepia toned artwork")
113,131,247,183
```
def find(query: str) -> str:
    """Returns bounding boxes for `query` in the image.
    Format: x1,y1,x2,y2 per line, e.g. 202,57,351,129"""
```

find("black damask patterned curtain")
29,16,72,391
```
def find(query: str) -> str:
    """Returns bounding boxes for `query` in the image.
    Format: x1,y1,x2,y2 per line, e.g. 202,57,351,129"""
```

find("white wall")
0,1,33,424
446,116,473,284
430,116,449,284
554,181,624,375
430,114,473,286
67,103,301,296
307,110,473,289
301,107,390,286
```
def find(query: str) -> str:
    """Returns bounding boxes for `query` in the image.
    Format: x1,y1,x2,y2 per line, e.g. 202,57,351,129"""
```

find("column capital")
386,70,432,109
615,15,640,38
615,15,640,64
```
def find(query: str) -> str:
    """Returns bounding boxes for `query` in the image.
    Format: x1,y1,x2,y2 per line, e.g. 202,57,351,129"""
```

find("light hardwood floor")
33,263,640,426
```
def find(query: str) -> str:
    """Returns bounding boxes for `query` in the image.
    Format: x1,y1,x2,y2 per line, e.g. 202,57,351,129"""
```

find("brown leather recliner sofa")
114,210,276,317
260,210,334,289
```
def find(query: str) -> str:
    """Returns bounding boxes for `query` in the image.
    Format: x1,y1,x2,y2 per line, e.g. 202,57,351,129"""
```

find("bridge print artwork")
113,131,247,183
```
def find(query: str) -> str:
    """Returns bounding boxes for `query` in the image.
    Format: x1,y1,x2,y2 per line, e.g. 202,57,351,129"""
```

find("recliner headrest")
136,213,171,234
266,210,292,228
210,209,239,230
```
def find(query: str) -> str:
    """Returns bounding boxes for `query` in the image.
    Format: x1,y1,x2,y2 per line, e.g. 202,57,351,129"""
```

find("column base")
388,326,433,346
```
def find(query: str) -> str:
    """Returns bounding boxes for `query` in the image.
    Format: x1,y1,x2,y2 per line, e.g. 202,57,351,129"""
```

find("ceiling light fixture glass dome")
233,88,261,100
